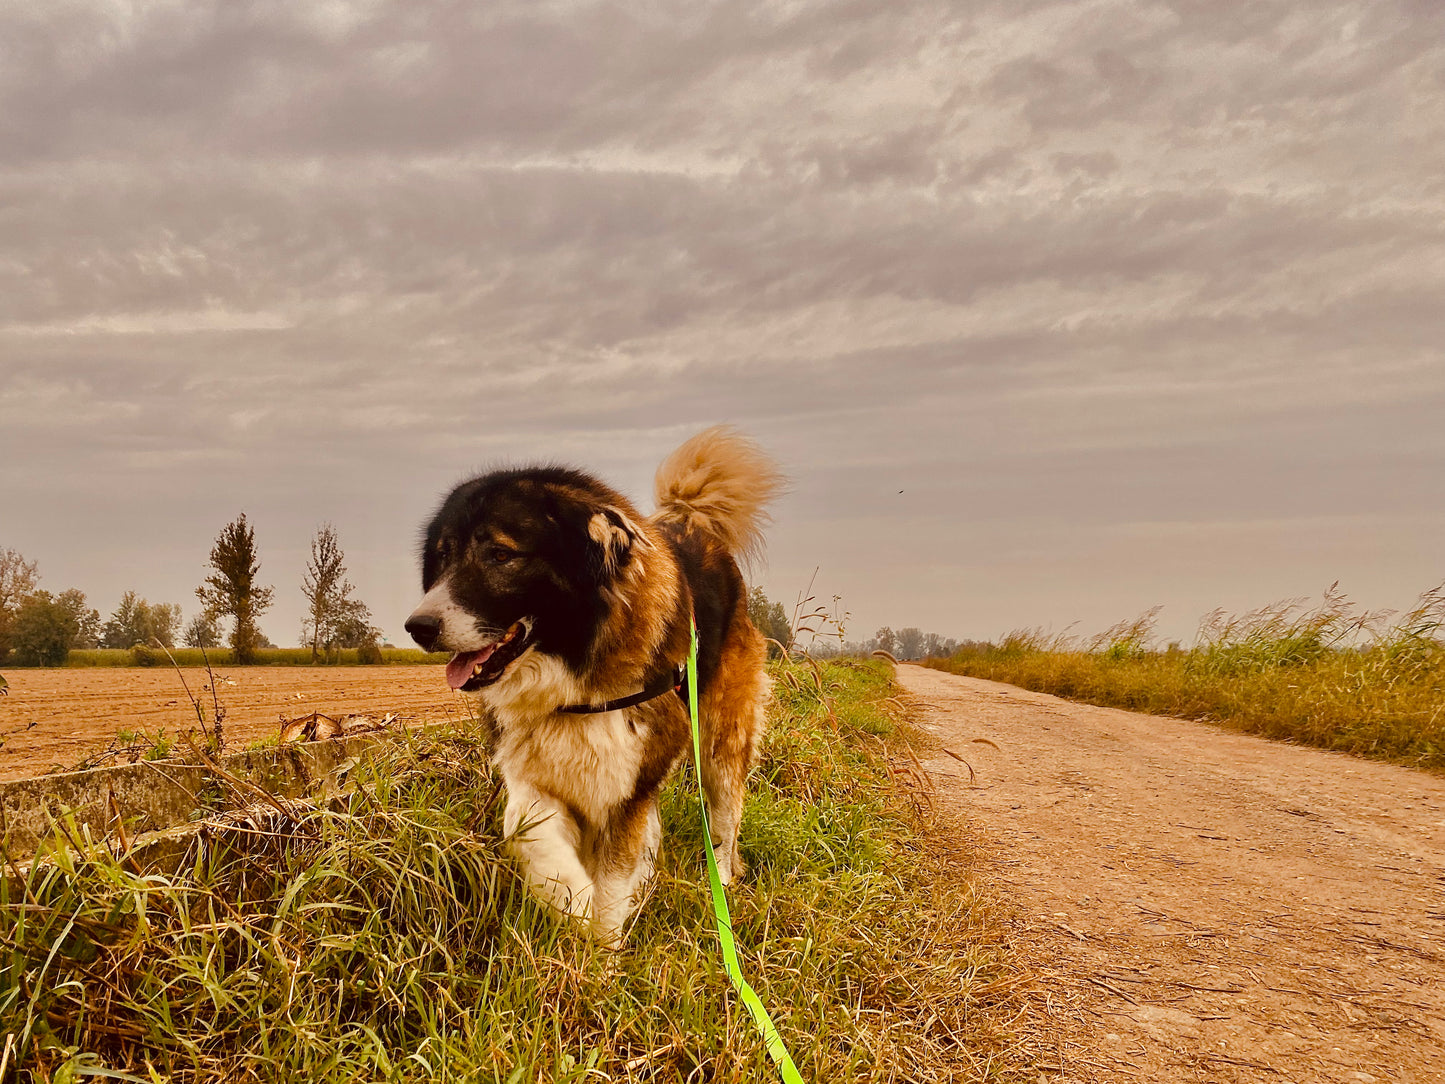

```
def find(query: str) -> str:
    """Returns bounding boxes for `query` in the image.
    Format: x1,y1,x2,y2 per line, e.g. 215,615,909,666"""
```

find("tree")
874,626,897,657
921,633,962,659
0,548,40,663
102,591,144,647
57,589,102,649
150,603,182,647
300,524,370,662
196,514,274,665
183,612,221,648
747,586,793,658
11,591,79,666
896,627,924,660
102,591,181,648
329,600,380,650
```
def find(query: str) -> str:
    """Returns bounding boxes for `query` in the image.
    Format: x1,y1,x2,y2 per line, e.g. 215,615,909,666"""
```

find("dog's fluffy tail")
653,426,785,564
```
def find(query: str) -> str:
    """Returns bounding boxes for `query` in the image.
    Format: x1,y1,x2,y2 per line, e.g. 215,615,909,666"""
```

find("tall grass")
927,584,1445,770
2,660,1028,1083
55,646,450,668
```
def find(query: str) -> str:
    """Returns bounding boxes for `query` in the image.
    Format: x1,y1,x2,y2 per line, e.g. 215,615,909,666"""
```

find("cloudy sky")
2,0,1442,650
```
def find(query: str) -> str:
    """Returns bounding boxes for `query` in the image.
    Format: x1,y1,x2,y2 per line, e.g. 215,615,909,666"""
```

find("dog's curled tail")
653,426,785,564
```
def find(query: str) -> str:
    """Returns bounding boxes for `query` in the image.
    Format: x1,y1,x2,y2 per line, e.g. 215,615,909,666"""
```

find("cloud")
0,0,1441,644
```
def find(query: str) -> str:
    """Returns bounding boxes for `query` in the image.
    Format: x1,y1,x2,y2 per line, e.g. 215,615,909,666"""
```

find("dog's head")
405,467,650,692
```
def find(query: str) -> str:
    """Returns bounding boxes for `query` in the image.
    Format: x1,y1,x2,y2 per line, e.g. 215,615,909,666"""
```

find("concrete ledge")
0,735,383,862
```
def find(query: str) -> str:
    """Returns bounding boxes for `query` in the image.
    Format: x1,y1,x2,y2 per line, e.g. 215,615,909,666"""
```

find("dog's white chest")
495,710,645,821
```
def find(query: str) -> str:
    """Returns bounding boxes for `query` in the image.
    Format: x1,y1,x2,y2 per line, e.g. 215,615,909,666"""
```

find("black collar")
555,662,688,715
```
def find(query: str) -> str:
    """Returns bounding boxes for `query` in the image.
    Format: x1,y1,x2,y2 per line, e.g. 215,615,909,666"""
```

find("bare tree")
0,548,40,663
197,514,274,664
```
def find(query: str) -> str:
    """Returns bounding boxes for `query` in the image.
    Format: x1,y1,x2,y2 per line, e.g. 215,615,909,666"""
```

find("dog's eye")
488,546,515,564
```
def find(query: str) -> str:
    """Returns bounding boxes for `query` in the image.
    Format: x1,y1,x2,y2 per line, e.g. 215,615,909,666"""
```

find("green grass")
111,728,174,762
54,646,450,668
1,660,1028,1083
927,584,1445,770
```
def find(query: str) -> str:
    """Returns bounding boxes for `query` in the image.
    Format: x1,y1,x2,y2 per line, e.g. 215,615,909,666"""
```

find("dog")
405,426,783,942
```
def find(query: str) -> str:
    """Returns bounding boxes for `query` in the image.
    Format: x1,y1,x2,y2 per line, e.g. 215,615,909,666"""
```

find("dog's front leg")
590,798,662,945
503,782,595,921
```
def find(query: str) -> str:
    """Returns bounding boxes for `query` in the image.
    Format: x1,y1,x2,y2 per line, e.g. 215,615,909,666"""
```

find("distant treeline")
810,627,980,661
63,646,450,668
1,518,386,668
745,586,968,661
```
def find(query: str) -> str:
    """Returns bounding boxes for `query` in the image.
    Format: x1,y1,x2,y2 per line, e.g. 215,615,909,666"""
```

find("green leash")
687,617,805,1083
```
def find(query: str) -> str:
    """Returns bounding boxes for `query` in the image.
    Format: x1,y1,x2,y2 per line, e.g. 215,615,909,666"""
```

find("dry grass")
2,660,1035,1083
927,584,1445,770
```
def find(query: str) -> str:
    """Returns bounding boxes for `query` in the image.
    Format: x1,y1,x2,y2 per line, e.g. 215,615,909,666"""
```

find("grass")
1,659,1029,1083
54,646,450,669
111,728,174,762
926,583,1445,771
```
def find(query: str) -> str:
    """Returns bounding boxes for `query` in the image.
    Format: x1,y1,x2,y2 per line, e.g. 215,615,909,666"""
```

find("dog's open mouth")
445,621,531,692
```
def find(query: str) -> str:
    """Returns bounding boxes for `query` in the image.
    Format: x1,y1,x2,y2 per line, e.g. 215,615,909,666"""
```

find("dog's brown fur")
406,426,783,941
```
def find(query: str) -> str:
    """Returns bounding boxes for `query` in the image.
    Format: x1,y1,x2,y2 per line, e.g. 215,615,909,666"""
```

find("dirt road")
899,665,1445,1084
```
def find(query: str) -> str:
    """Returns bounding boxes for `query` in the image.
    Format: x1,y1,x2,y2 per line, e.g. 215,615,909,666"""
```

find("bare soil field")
902,664,1445,1084
0,665,466,780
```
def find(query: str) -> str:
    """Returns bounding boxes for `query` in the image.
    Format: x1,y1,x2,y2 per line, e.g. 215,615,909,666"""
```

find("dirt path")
0,666,468,780
898,664,1445,1084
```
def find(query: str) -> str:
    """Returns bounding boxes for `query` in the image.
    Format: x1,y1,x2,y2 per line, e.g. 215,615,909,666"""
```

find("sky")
2,0,1442,651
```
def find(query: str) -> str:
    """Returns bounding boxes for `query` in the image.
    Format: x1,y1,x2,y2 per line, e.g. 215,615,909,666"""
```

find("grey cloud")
2,0,1442,646
0,0,959,163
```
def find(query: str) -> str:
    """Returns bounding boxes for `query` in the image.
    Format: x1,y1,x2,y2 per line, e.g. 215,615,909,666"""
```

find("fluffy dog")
405,427,783,941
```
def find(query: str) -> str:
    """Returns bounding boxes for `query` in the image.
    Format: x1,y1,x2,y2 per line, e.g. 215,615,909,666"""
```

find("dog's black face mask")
407,468,642,690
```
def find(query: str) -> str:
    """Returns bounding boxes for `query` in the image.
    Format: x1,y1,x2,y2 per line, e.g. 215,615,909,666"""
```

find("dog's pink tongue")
445,647,495,690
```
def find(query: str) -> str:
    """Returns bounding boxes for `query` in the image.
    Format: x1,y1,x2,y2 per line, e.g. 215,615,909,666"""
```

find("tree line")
0,516,379,668
808,626,973,661
745,587,968,662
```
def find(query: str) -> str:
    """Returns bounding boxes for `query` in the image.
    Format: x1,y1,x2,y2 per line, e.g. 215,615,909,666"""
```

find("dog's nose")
405,613,442,652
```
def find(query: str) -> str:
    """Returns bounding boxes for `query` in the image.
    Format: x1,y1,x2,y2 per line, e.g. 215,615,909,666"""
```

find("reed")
927,584,1445,770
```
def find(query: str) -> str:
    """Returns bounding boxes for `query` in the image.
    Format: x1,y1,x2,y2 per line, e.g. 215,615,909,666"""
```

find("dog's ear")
586,506,652,580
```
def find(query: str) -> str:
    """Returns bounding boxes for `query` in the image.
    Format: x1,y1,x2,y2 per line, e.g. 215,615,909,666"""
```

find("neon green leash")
687,617,805,1083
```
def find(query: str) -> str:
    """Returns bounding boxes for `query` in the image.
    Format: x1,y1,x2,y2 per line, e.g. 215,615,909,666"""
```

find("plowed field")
0,665,467,780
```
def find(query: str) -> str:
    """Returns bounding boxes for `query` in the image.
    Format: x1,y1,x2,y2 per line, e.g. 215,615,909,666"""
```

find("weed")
70,727,174,771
